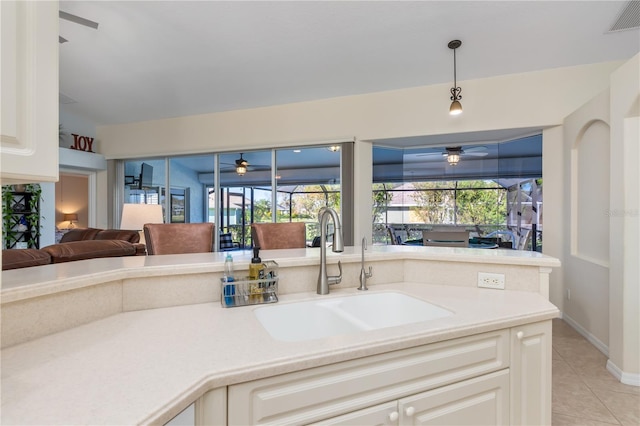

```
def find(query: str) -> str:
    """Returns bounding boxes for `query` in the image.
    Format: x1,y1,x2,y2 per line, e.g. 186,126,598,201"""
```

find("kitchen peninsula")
1,246,560,425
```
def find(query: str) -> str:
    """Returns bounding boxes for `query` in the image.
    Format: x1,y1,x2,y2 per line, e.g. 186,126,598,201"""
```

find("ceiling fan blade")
59,36,68,44
462,146,488,153
59,11,99,29
464,152,489,157
414,152,445,158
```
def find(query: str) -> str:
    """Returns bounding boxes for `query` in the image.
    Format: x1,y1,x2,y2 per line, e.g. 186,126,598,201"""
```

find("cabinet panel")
0,1,59,184
510,321,552,425
399,369,509,425
310,401,399,426
228,330,508,425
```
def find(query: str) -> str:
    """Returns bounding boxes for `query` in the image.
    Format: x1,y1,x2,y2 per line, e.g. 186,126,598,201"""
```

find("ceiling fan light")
447,152,461,166
449,100,463,115
236,164,247,176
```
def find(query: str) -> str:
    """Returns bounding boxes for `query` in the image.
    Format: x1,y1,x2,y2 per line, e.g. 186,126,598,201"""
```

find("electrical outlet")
478,272,505,290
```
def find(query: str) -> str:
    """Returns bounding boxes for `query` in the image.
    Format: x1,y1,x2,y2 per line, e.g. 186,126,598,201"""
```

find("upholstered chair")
143,223,215,255
250,222,306,249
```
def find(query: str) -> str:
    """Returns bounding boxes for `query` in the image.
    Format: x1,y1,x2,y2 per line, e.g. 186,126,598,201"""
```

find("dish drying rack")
221,260,278,308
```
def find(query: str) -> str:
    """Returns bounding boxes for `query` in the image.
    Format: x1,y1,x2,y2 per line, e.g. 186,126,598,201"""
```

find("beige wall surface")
562,89,611,350
97,62,620,159
55,174,89,229
609,54,640,380
542,126,563,312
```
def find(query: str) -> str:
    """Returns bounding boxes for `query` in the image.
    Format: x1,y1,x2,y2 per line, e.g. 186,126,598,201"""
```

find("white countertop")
0,282,559,425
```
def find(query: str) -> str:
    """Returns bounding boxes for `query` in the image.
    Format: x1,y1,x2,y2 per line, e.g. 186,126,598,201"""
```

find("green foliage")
372,184,392,223
2,184,43,249
409,180,507,227
287,186,340,220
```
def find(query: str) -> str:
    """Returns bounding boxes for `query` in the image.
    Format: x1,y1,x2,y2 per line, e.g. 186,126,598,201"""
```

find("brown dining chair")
143,223,215,255
251,222,306,249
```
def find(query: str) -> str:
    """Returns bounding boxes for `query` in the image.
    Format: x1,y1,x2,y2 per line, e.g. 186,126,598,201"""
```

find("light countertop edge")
1,245,561,304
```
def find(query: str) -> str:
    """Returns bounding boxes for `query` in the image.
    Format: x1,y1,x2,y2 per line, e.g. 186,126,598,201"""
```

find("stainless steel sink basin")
254,291,453,342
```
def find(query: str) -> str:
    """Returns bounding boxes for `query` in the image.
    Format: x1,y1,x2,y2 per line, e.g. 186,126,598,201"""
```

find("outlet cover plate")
478,272,505,290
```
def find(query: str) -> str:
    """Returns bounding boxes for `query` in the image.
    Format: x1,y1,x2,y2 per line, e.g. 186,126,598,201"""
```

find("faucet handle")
365,265,373,278
328,261,343,285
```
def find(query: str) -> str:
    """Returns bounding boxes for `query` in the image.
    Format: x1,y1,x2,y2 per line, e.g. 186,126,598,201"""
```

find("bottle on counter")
249,247,265,302
223,253,235,306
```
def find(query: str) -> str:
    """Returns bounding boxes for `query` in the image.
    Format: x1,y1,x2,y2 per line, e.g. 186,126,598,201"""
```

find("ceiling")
59,1,640,127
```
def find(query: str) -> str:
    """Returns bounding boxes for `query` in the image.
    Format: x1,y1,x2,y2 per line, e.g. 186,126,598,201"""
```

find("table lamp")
63,213,78,228
120,204,164,245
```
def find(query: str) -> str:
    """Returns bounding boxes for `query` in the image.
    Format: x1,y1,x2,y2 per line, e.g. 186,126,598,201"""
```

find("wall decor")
70,133,95,152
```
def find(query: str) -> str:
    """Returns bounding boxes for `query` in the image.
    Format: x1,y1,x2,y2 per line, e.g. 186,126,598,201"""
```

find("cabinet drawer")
228,330,509,425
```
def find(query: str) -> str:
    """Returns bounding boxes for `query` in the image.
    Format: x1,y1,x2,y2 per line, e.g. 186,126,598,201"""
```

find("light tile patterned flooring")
552,319,640,425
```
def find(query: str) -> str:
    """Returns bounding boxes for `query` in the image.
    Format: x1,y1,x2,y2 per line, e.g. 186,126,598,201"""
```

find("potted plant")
2,184,43,249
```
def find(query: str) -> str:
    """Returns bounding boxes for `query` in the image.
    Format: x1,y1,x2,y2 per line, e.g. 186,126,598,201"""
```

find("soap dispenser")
249,247,265,302
249,247,264,280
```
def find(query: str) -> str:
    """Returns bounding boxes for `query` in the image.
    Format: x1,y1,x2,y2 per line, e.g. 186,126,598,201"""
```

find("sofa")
2,228,145,270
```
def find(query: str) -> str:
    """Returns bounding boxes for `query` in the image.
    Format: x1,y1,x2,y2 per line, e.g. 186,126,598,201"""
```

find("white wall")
97,62,620,159
542,126,564,312
562,89,611,351
608,54,640,384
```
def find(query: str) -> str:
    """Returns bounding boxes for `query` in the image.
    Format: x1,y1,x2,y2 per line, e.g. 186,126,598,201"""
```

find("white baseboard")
607,359,640,387
562,313,609,356
562,312,640,387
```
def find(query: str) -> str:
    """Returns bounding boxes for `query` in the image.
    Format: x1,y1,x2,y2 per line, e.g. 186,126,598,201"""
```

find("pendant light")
448,40,463,116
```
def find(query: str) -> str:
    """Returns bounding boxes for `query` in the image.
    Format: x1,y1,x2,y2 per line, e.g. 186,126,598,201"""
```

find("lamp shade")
63,213,78,222
120,204,164,230
449,100,463,115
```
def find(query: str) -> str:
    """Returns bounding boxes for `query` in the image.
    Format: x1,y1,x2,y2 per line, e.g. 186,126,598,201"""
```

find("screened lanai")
121,130,543,251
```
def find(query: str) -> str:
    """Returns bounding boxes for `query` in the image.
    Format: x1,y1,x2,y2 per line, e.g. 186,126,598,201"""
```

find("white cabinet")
225,321,552,426
510,321,552,425
314,369,509,426
0,1,59,184
228,330,509,425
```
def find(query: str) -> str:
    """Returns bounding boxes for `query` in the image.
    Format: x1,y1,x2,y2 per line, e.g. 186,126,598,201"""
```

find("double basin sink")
254,291,453,342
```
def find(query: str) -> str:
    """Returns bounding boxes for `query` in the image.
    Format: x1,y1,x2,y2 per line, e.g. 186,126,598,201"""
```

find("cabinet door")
0,1,59,184
228,330,508,425
398,369,509,425
310,401,399,426
510,320,552,425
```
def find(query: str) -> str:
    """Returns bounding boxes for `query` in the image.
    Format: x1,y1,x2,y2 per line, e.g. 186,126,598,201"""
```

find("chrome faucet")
358,237,373,291
317,207,344,295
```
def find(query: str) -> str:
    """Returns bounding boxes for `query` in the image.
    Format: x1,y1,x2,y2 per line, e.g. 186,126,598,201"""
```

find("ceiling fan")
417,146,488,166
221,153,271,176
59,10,99,44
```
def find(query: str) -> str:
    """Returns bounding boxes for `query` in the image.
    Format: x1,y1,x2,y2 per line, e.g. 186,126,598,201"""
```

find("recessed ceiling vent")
608,0,640,33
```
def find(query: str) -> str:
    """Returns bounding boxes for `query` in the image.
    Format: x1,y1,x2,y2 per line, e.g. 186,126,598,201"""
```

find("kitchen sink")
254,291,453,342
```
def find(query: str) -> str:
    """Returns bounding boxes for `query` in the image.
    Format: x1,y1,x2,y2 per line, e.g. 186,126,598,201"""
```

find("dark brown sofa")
2,228,145,270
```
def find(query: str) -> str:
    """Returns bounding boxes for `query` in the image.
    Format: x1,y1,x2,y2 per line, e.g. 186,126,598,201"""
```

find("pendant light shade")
449,100,463,116
448,40,463,116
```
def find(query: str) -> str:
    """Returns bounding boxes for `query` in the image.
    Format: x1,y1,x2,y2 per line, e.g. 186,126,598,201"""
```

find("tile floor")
552,318,640,425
